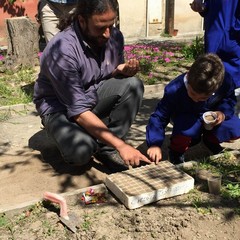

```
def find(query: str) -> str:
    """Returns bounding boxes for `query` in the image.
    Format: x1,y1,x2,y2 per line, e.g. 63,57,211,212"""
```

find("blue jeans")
42,77,144,165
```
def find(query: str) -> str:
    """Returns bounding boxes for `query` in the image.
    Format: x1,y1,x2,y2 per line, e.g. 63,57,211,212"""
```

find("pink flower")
0,55,4,61
167,52,174,57
164,58,171,63
38,52,42,57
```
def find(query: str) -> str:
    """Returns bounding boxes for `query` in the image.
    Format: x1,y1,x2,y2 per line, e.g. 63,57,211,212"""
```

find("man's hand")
190,0,205,12
116,143,151,166
147,146,162,164
113,58,140,77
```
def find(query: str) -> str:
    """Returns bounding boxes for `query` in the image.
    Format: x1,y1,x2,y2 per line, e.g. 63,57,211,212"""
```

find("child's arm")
146,87,174,163
214,74,237,120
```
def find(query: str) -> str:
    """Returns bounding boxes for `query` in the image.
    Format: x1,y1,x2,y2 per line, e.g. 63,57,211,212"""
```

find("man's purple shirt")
33,21,124,118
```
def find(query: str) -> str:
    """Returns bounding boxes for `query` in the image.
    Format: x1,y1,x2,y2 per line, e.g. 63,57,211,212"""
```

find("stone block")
105,161,194,209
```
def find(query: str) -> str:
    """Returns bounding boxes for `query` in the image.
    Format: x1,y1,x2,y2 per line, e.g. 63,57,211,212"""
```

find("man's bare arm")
74,111,151,166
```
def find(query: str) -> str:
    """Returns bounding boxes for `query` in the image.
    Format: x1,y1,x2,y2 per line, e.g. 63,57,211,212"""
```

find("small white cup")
203,111,217,130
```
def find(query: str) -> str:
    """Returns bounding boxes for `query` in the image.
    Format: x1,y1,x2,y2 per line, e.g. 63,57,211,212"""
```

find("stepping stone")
105,161,194,209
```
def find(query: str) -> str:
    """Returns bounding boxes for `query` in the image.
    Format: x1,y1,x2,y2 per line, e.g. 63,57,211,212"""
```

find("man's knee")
129,77,144,93
63,151,93,166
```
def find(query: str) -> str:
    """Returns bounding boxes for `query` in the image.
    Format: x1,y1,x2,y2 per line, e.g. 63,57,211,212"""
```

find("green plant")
8,0,18,4
42,220,56,236
221,183,240,199
181,36,204,60
0,66,36,106
0,214,15,238
139,58,155,74
188,191,212,214
82,214,91,231
0,214,9,228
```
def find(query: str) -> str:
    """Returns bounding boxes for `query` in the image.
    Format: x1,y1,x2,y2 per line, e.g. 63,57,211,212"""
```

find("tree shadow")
0,0,26,17
28,129,109,176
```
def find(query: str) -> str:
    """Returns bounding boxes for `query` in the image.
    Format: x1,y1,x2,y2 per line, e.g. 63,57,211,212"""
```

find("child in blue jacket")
146,53,240,164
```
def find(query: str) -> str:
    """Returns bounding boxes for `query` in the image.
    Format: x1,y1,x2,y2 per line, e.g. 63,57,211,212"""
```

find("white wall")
118,0,203,40
175,0,203,35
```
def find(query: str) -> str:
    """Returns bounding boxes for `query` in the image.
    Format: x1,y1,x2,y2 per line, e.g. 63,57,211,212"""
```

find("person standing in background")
38,0,78,43
190,0,240,116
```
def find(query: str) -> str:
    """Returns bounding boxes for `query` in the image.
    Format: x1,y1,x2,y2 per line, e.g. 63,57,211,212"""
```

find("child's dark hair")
58,0,119,31
188,53,224,95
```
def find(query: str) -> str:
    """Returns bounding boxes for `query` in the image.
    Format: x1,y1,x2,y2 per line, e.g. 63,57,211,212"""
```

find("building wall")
175,0,203,35
119,0,203,40
0,0,203,47
118,0,147,39
0,0,38,46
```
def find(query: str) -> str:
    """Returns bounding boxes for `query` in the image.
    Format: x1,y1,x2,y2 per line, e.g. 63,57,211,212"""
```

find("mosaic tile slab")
105,161,194,209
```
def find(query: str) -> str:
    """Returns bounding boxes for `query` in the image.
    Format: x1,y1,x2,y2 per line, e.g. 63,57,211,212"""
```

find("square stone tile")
105,161,194,209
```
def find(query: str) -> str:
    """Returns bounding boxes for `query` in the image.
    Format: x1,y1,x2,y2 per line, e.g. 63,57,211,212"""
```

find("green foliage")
221,183,240,199
0,66,36,106
42,220,56,237
82,214,91,231
188,191,212,214
192,151,240,201
139,58,155,74
8,0,18,4
0,214,9,228
181,36,204,60
7,0,14,4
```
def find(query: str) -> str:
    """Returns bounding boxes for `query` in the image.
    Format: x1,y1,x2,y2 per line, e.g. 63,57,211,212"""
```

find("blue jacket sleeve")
146,88,173,147
215,74,237,120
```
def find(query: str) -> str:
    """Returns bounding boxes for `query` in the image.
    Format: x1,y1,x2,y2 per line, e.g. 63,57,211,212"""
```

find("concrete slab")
105,161,194,209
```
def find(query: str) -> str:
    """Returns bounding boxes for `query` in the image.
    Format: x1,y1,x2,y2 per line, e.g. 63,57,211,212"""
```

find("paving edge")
0,103,35,115
1,183,108,216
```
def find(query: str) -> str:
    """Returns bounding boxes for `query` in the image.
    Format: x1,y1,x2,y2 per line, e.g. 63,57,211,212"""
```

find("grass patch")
185,151,240,202
0,67,37,107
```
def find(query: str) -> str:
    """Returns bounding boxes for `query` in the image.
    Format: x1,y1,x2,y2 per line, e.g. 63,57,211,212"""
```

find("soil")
1,188,240,240
1,94,240,239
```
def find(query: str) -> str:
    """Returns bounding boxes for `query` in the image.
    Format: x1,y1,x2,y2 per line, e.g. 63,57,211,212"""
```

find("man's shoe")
203,139,223,154
94,152,129,173
168,150,185,165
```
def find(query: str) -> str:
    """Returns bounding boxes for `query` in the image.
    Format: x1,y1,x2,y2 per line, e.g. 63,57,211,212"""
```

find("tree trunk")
5,16,39,69
165,0,175,36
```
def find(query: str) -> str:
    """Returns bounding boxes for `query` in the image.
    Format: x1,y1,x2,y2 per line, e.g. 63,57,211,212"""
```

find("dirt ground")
1,187,240,240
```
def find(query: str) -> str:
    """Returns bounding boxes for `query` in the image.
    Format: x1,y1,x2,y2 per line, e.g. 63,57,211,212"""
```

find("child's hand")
147,146,162,164
213,111,225,125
